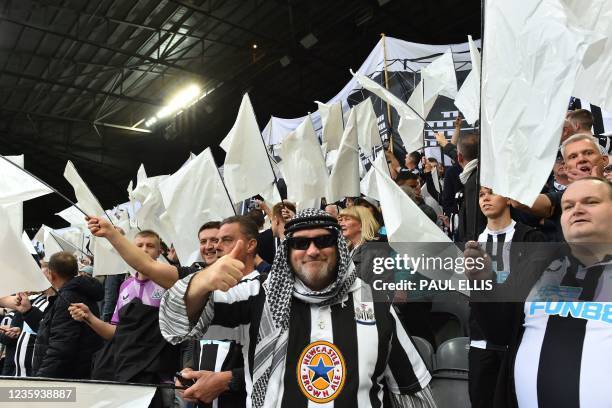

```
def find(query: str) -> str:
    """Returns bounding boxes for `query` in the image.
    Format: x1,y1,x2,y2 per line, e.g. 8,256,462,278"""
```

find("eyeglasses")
604,165,612,174
287,234,337,250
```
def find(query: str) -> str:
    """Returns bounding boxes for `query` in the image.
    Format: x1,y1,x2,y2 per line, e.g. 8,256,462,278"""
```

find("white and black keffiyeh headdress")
251,208,356,408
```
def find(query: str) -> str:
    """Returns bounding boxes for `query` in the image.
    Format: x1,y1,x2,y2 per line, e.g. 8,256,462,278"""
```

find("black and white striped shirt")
514,256,612,407
15,294,49,377
160,272,431,408
472,221,517,349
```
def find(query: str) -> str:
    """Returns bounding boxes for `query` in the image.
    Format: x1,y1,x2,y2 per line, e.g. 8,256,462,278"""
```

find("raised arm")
87,216,179,289
510,194,554,219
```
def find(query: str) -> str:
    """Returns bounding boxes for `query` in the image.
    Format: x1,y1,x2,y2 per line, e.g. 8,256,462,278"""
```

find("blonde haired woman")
337,205,381,250
338,205,392,301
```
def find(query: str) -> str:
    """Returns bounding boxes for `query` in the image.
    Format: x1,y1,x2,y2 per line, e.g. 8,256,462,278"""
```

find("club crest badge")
297,340,345,403
151,288,164,300
354,302,376,325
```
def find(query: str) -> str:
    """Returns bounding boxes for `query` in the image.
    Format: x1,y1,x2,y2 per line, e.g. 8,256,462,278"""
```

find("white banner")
0,378,156,408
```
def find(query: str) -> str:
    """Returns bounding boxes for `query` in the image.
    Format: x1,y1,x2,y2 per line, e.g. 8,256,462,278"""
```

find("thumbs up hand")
192,240,246,293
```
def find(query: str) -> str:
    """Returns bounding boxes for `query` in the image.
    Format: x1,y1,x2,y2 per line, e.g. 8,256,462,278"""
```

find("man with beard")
159,209,436,408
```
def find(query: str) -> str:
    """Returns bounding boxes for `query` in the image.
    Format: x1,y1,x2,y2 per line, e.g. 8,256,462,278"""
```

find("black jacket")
469,222,546,342
470,243,563,407
29,276,104,379
457,165,486,242
92,298,179,383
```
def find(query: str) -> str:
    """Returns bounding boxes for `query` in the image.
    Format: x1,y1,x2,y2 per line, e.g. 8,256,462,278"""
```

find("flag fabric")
353,71,424,153
481,0,601,205
137,164,147,185
21,231,37,255
316,100,344,151
454,35,481,125
56,206,87,227
327,108,360,202
354,97,382,153
93,236,132,277
158,148,235,264
0,155,52,205
63,161,106,218
0,378,156,407
0,206,49,295
373,159,451,244
372,158,465,292
360,151,390,201
421,49,458,103
278,115,329,203
220,94,280,204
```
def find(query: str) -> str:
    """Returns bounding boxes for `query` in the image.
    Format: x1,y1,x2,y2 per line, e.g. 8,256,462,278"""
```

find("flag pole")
0,154,89,219
214,160,238,216
381,33,394,153
474,0,485,240
253,106,281,201
66,161,115,226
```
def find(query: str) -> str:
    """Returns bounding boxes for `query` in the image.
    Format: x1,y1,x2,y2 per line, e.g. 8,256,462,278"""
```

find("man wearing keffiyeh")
160,209,436,408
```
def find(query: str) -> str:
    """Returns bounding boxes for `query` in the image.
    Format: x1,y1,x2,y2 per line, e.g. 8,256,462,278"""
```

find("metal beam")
0,16,206,79
0,106,151,133
29,0,245,49
170,0,280,44
0,69,162,107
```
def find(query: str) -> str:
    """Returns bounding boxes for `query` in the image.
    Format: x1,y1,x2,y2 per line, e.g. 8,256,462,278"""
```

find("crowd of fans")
0,107,610,407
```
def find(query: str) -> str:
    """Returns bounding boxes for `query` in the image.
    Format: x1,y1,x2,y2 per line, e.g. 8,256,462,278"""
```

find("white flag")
353,71,424,153
373,160,450,243
327,109,360,203
137,164,147,185
0,378,156,408
0,206,49,295
421,49,458,102
279,115,329,203
354,98,381,152
21,231,37,255
93,236,131,277
63,161,106,217
454,35,481,125
372,158,465,292
567,0,612,112
0,155,52,205
220,94,280,204
159,148,235,264
360,151,390,201
316,101,344,151
43,232,65,261
135,187,173,244
56,206,87,227
481,0,600,205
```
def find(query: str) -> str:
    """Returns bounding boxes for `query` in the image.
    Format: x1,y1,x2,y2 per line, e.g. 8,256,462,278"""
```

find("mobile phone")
175,372,195,387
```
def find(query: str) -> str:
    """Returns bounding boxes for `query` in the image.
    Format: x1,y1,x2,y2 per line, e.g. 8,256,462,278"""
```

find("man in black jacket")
469,187,546,408
445,132,487,242
16,251,103,379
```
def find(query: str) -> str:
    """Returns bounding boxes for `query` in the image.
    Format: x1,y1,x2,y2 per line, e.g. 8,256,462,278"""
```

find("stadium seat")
411,336,434,372
435,337,469,372
430,370,470,408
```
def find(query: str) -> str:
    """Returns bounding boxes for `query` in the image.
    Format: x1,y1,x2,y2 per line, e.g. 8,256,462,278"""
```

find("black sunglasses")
604,164,612,174
287,234,337,250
